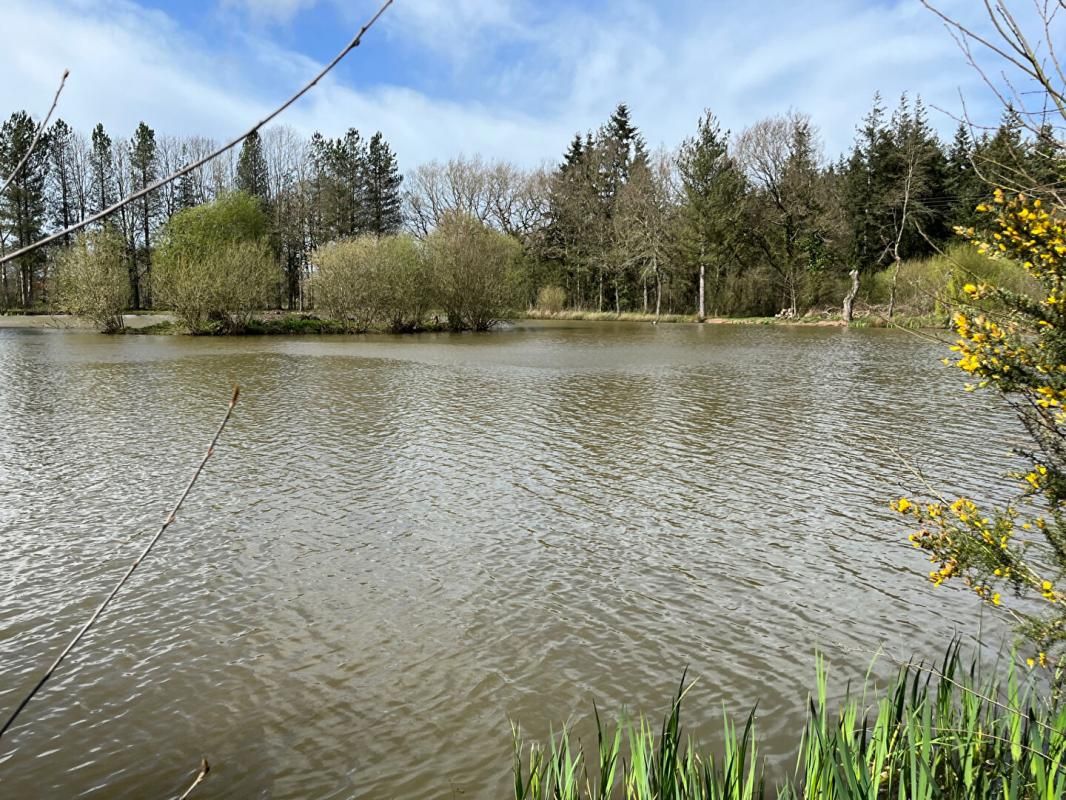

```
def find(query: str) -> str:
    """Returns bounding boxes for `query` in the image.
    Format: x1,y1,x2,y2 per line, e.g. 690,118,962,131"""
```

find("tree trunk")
698,262,705,322
642,276,648,314
655,264,662,321
842,269,860,324
142,192,152,308
614,280,620,315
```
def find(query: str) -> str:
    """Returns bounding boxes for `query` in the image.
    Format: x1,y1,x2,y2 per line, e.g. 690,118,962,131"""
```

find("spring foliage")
53,227,130,333
896,190,1066,669
153,192,280,333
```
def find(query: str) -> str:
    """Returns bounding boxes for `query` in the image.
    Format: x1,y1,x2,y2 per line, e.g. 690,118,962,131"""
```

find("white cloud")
0,0,1007,173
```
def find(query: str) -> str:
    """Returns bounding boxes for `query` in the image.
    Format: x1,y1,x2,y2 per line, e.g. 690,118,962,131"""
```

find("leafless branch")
176,757,210,800
0,0,394,266
0,386,240,740
0,69,69,198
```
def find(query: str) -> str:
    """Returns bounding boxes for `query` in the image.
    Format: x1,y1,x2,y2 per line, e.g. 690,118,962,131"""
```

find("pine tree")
236,130,270,204
945,123,985,230
364,132,403,235
843,93,890,268
48,118,75,245
677,110,744,318
0,111,50,307
89,123,115,219
128,121,158,308
176,145,201,211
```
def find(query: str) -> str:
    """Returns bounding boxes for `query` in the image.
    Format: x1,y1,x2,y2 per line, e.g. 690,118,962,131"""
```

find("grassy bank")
513,645,1065,799
124,313,455,336
522,308,950,329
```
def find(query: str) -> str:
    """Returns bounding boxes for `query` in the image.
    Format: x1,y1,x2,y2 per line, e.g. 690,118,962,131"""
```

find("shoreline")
0,310,947,332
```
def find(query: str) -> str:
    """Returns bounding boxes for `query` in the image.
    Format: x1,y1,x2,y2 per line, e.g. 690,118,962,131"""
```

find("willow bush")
153,192,279,333
53,227,130,333
313,234,429,333
427,213,522,331
536,285,567,314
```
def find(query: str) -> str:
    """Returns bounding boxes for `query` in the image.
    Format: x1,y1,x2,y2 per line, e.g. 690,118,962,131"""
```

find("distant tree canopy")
0,97,1060,319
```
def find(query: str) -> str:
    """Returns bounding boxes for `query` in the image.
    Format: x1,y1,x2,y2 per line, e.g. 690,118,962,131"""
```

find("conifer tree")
236,130,270,205
677,110,744,318
364,132,403,235
47,119,75,245
89,123,115,218
0,111,50,307
128,121,158,307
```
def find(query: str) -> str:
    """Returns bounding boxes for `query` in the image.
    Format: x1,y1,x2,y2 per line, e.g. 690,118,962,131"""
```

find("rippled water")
0,321,1028,798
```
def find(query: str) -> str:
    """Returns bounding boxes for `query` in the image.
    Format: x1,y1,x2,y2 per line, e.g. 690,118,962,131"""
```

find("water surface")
0,321,1026,797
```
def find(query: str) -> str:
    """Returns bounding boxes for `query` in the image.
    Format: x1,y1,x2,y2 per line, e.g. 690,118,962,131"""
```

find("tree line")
1,94,1060,320
0,116,403,311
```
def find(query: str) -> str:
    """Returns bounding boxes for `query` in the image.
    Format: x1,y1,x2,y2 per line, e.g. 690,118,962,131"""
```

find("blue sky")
0,0,1005,169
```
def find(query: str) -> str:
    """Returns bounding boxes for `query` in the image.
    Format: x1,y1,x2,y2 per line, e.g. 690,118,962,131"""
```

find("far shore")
0,313,173,330
0,310,944,332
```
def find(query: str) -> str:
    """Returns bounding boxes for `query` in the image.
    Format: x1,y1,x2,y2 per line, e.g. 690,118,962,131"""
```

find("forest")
0,93,1057,325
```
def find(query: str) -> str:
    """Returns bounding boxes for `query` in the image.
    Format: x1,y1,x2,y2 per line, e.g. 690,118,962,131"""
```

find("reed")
512,644,1066,799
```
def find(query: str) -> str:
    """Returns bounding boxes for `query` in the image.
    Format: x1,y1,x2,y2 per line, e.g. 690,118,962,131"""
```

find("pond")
0,320,1026,798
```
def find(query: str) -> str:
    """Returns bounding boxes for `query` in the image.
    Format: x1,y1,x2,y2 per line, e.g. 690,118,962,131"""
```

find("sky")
0,0,1006,170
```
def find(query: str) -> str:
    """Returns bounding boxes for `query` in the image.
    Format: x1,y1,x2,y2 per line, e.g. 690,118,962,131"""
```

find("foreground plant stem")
0,386,240,740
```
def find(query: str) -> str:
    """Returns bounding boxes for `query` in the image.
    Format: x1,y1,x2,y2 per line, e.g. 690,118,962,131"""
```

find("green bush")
53,227,130,333
370,235,430,333
427,213,522,331
868,243,1039,317
153,192,280,333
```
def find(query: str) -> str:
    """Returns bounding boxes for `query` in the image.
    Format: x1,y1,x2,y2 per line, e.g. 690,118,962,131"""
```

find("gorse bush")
513,644,1066,799
896,190,1066,671
153,192,280,333
53,227,129,333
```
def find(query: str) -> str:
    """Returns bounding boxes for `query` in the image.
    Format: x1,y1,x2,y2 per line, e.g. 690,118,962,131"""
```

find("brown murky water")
0,321,1026,798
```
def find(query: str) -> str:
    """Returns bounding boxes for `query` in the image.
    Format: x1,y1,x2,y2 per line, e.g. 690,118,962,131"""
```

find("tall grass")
867,244,1041,319
512,645,1066,799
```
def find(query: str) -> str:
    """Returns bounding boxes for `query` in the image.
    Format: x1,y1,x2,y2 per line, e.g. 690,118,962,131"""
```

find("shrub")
53,227,130,333
427,213,522,331
153,192,279,333
896,191,1066,670
314,234,430,333
313,237,384,332
868,243,1039,317
535,285,566,313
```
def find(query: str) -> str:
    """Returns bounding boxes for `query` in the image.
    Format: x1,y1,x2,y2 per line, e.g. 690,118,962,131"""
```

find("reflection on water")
0,321,1025,797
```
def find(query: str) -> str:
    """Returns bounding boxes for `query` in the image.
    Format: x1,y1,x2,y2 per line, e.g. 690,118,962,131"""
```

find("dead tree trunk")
843,269,860,324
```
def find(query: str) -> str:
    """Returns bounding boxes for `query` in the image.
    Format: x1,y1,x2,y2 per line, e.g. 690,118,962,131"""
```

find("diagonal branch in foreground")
0,386,241,741
0,69,69,199
0,0,394,267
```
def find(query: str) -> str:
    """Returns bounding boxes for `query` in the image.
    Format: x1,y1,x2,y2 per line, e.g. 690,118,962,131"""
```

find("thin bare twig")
0,386,240,740
176,757,210,800
0,0,394,266
0,69,69,198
